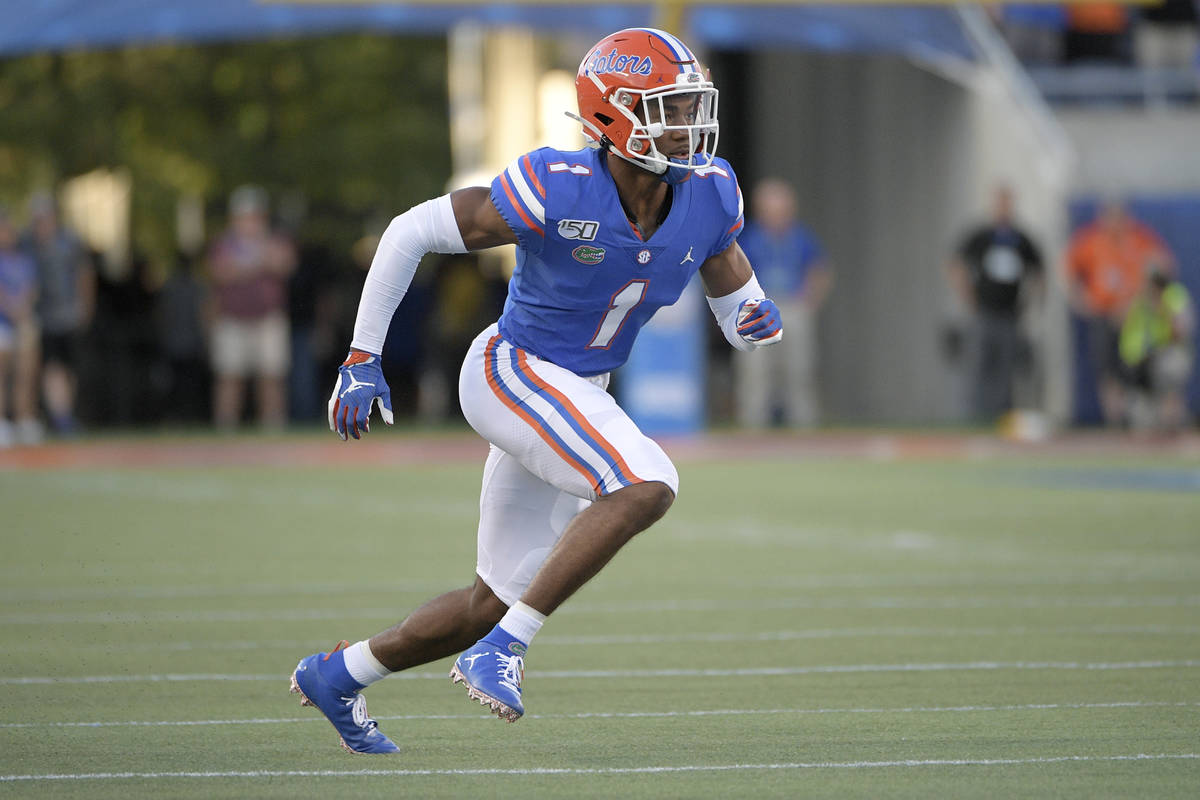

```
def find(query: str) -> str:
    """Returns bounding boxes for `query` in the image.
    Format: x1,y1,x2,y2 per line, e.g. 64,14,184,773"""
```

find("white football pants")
458,323,678,606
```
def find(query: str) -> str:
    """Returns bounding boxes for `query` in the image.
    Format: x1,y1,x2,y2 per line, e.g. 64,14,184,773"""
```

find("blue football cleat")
449,628,527,722
289,641,400,754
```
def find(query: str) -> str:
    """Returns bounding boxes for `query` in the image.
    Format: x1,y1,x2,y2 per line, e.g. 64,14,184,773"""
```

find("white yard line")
4,570,1193,604
6,623,1194,654
3,701,1195,730
3,595,1198,625
2,753,1196,781
4,659,1198,685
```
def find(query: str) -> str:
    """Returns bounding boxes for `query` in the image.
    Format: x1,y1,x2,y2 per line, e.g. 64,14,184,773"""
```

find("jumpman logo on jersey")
339,370,375,399
681,246,695,264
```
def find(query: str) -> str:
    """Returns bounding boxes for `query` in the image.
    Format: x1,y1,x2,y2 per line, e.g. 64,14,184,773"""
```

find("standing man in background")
0,208,41,447
207,185,296,430
946,184,1044,422
1065,200,1174,427
21,192,93,438
1119,265,1194,432
734,177,832,428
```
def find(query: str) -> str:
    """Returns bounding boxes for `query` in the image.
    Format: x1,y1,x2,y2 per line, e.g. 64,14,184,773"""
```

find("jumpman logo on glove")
328,350,394,441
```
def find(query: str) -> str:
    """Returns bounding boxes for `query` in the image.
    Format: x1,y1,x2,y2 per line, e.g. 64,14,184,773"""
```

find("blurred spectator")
206,185,296,430
734,178,833,428
89,252,158,426
946,185,1045,422
20,192,94,436
1119,266,1195,432
156,250,210,424
287,240,338,423
1065,200,1175,426
1137,0,1199,103
0,209,41,447
1137,0,1199,70
420,253,503,422
999,5,1066,66
1063,3,1132,64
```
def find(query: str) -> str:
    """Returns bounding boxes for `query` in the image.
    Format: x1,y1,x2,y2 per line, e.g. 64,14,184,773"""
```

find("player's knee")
621,480,675,528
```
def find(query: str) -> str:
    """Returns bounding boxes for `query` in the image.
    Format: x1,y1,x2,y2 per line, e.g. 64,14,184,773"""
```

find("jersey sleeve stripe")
521,154,546,199
484,335,603,494
499,172,545,237
728,218,744,235
506,160,546,225
510,350,643,494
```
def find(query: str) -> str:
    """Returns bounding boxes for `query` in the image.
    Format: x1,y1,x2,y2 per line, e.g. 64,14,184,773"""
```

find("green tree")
0,34,451,265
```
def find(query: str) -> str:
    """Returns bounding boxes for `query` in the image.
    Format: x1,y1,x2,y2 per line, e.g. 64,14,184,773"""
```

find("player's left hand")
328,350,394,441
736,298,783,346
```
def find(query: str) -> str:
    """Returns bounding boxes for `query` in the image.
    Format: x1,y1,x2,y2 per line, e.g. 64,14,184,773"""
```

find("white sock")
499,601,546,645
342,640,391,687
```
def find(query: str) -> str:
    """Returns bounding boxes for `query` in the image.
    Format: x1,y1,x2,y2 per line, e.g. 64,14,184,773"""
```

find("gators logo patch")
572,245,606,265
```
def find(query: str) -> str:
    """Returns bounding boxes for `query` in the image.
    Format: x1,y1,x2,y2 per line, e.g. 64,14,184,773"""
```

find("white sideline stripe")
4,596,1199,624
564,595,1200,614
5,701,1195,730
2,754,1197,781
12,624,1197,654
5,660,1199,685
5,570,1194,603
541,624,1200,646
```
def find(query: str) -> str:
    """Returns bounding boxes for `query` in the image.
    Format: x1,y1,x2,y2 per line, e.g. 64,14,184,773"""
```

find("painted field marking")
28,623,1200,652
8,623,1197,655
3,701,1196,730
4,659,1199,685
540,623,1200,645
3,595,1198,625
6,569,1195,604
2,753,1197,782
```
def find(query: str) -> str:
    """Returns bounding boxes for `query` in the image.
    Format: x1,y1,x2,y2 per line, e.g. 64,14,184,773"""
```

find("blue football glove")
327,350,394,441
736,298,783,346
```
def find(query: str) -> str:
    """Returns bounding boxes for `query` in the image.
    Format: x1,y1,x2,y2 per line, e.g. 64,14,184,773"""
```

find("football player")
290,27,783,753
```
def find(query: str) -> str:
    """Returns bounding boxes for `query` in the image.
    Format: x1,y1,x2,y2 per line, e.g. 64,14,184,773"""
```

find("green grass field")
2,434,1198,798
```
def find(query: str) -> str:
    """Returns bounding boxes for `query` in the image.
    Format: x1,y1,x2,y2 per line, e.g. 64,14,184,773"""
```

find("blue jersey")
490,146,743,376
738,222,825,298
0,250,36,327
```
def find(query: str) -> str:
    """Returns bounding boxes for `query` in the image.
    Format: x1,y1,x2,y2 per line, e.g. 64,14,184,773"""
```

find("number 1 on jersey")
587,279,648,349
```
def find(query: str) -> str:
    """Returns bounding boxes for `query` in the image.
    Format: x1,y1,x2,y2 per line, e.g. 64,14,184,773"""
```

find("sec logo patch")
637,249,651,264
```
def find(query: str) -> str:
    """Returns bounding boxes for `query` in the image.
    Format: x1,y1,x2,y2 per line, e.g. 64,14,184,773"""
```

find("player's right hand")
736,298,783,347
328,350,394,441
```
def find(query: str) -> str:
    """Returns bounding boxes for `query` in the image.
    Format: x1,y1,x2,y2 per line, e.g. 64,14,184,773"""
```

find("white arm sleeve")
350,193,467,355
707,274,767,352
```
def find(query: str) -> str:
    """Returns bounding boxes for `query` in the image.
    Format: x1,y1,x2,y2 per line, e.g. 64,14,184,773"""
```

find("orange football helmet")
572,28,719,182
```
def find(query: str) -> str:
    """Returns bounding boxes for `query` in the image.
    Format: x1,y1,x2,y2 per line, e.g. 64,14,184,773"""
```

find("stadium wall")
742,51,1072,425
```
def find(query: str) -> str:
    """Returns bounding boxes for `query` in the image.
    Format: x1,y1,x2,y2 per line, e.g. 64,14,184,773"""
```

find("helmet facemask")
615,78,720,178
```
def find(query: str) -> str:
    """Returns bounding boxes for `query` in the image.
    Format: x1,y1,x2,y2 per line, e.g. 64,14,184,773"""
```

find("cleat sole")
449,664,522,723
289,671,315,707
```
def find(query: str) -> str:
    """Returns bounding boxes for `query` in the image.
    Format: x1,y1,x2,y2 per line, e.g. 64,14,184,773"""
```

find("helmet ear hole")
594,113,614,126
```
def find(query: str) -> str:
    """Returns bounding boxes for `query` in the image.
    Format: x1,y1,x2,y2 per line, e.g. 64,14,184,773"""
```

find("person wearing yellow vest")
1119,266,1195,432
